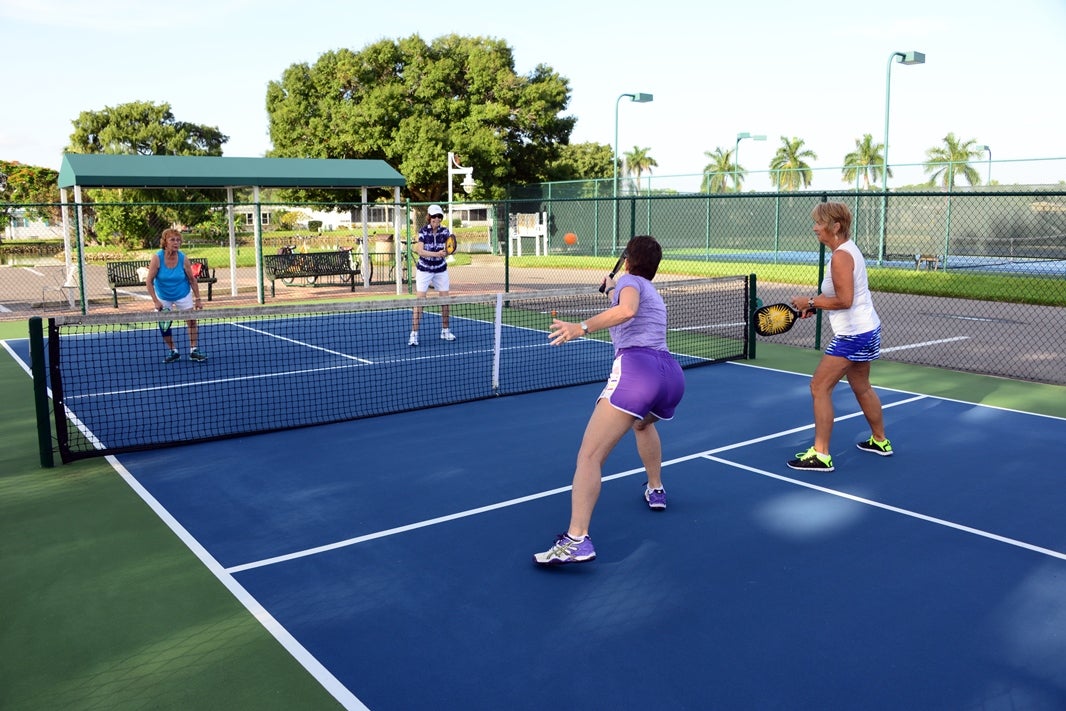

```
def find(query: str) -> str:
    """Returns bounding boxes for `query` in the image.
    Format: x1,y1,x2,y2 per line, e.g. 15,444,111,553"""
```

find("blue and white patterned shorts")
825,325,882,362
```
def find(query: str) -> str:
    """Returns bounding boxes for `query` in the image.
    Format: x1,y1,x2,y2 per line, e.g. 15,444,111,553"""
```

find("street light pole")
446,151,475,231
733,132,766,192
975,144,992,184
880,49,925,262
0,171,7,243
613,91,653,250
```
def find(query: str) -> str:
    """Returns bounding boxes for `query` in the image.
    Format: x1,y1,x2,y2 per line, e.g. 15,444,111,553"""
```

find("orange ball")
564,232,577,245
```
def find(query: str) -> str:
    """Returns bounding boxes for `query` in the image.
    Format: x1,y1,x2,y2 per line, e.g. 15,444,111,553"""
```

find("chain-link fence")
2,190,1064,384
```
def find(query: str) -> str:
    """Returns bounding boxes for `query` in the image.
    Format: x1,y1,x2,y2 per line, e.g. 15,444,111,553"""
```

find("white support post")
227,187,238,296
361,186,370,287
393,186,403,295
254,185,264,303
73,185,88,313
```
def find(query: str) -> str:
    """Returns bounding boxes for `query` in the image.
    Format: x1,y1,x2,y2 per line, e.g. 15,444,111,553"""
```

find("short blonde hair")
160,228,182,248
811,202,852,239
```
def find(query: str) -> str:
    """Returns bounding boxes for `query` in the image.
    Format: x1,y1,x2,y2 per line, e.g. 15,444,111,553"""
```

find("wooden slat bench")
263,250,361,296
105,258,217,307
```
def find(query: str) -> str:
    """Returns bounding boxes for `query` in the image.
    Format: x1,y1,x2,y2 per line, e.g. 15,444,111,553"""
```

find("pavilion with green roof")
57,154,407,307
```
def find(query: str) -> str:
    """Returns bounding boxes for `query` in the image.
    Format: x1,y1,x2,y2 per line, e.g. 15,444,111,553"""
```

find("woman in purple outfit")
534,235,685,565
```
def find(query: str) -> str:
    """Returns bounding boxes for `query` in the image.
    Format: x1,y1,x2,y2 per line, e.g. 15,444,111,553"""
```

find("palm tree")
924,133,982,189
700,147,736,193
841,134,888,189
769,136,817,191
623,146,658,193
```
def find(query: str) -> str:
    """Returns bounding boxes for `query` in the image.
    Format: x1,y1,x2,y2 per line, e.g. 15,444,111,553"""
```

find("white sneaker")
408,332,419,346
441,328,456,341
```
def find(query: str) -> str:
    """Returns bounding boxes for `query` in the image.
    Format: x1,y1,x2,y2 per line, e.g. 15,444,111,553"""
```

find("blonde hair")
811,202,852,239
160,228,182,248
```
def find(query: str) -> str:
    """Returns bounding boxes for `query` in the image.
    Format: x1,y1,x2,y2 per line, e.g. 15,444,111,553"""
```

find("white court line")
65,363,368,400
106,455,369,711
230,388,1066,574
64,329,604,401
882,336,970,353
234,322,374,364
938,314,1002,323
672,321,747,331
224,394,928,574
702,454,1066,562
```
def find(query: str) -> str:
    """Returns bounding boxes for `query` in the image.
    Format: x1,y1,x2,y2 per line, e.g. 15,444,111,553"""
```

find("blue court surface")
83,361,1066,710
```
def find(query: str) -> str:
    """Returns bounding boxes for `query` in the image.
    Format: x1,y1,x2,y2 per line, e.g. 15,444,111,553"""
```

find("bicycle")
390,241,411,284
277,245,318,286
338,244,373,284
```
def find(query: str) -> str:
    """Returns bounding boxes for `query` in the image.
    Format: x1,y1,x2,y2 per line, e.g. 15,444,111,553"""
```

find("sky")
2,0,1065,191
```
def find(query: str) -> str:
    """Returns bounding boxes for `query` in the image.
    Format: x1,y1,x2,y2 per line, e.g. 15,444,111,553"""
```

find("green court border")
2,319,1063,709
1,322,345,711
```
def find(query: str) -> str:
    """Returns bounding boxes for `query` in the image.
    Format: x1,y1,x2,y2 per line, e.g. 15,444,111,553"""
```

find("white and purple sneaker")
533,534,596,565
644,486,667,511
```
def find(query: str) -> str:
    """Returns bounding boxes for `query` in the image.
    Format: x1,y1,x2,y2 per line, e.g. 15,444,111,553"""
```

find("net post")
814,242,826,351
747,273,758,359
815,194,828,350
492,293,503,392
28,317,55,468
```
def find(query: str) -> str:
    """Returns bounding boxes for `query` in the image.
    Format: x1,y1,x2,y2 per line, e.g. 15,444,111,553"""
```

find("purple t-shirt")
608,274,668,351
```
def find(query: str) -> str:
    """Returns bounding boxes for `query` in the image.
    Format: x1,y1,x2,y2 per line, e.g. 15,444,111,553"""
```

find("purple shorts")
598,347,685,420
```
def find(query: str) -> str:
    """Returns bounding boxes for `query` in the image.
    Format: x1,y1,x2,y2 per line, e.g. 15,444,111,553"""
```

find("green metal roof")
57,153,406,189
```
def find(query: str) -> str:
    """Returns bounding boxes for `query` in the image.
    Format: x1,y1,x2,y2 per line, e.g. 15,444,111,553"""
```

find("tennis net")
33,276,752,463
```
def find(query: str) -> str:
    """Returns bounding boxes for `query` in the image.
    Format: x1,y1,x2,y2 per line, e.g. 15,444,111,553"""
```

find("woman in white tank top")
786,202,892,472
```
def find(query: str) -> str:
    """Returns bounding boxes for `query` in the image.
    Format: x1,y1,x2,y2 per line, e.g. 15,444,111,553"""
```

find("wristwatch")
580,322,589,334
808,297,816,310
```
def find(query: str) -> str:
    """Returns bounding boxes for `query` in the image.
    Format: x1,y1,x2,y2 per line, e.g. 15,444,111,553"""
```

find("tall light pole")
975,144,992,184
613,91,653,249
880,50,925,261
0,171,7,242
446,151,475,231
734,132,766,192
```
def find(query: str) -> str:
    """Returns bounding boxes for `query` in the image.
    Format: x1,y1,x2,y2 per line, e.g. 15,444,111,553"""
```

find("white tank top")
820,240,880,335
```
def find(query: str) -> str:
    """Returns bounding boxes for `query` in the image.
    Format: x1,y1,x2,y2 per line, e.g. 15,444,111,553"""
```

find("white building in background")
3,208,63,240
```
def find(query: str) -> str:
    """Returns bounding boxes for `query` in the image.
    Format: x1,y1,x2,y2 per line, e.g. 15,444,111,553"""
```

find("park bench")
914,253,942,271
263,250,360,297
106,258,217,308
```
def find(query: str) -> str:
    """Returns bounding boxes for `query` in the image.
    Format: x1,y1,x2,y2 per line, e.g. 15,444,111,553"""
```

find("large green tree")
700,147,736,193
66,101,229,247
841,134,887,189
265,34,575,202
69,101,227,156
924,133,982,189
769,136,817,191
546,142,614,182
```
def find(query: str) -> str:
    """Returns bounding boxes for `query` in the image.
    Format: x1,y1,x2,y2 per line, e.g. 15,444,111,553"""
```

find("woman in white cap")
409,204,456,345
